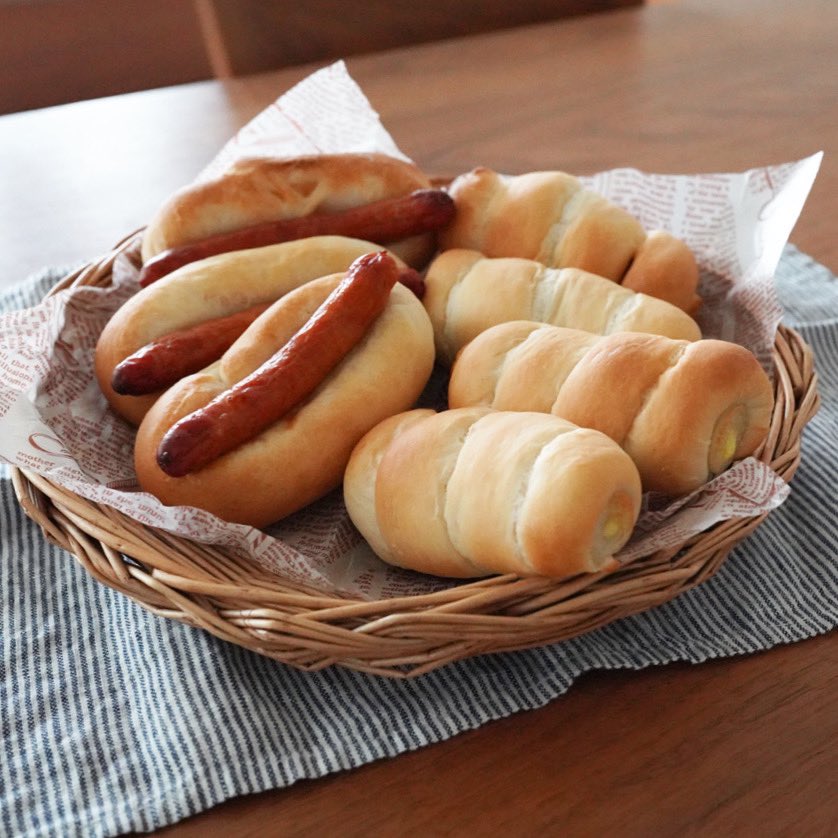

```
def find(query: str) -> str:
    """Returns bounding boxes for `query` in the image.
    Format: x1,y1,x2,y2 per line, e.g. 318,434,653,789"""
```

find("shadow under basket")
12,234,821,678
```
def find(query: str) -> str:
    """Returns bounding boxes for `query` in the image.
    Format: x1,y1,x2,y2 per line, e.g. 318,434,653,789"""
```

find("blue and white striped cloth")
2,246,836,837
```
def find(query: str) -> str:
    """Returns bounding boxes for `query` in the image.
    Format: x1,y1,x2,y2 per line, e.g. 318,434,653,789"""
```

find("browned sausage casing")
111,303,271,396
138,189,454,287
112,267,424,398
156,251,401,477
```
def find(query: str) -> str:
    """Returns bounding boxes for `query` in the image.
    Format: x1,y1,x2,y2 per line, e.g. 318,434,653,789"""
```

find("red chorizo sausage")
156,251,401,477
138,188,454,287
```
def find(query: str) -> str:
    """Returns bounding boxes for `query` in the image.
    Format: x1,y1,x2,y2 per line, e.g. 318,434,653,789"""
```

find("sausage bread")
134,253,435,528
95,235,398,425
141,152,448,277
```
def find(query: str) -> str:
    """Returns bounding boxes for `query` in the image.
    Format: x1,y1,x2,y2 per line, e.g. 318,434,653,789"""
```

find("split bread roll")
449,321,775,496
440,167,701,313
423,249,701,365
134,272,435,528
344,407,642,579
96,236,393,425
141,152,436,268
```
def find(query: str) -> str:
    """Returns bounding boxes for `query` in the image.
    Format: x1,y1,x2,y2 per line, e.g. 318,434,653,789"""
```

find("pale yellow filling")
708,404,747,476
591,491,635,569
602,515,624,542
719,429,738,464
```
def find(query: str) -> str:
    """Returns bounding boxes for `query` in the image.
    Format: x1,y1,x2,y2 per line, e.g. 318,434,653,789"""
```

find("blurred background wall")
0,0,643,114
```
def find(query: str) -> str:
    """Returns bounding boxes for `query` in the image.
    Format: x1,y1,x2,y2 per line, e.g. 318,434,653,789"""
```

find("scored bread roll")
344,407,642,579
142,152,436,268
449,321,775,496
96,236,393,425
423,249,701,364
134,273,435,528
440,167,700,313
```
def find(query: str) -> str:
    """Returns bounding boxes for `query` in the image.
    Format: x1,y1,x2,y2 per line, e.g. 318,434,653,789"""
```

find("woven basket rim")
10,235,821,677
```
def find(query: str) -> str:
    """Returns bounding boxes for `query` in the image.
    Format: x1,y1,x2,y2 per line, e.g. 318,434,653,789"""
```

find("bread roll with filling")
449,321,774,496
344,408,642,579
423,249,701,364
96,236,394,425
440,167,700,312
134,273,435,528
142,152,436,268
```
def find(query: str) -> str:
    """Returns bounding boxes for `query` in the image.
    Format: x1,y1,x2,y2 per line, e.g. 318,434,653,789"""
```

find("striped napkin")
1,245,836,838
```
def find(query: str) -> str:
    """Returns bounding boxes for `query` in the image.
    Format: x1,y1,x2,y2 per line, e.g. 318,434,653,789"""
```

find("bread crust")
622,231,701,314
441,168,579,257
622,339,774,494
440,167,699,312
449,322,774,496
344,408,642,579
141,153,435,267
423,249,701,364
342,409,436,566
95,236,394,425
374,407,489,577
133,274,435,528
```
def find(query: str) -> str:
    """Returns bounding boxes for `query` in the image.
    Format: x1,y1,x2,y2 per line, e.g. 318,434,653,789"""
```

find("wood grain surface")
156,631,838,837
1,0,835,285
1,0,836,835
202,0,641,76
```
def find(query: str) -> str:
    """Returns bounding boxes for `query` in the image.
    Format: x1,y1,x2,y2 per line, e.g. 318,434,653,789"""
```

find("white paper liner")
0,61,821,600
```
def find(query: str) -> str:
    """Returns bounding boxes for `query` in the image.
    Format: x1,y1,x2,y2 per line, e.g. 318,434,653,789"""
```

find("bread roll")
440,167,700,312
142,152,436,268
423,249,701,364
134,273,435,528
344,407,642,579
449,321,774,495
96,236,393,425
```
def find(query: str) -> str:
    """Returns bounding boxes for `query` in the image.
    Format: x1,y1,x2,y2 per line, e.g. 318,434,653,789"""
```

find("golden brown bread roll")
449,321,775,496
96,236,394,425
440,167,700,312
134,272,435,528
343,407,642,579
423,249,701,364
141,153,436,268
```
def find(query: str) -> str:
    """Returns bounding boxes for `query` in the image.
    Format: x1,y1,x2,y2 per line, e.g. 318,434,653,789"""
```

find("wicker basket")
11,234,821,678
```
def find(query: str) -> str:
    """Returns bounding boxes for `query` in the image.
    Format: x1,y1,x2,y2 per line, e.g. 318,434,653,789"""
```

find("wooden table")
2,0,836,834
